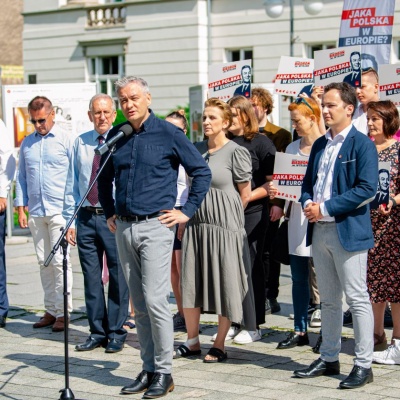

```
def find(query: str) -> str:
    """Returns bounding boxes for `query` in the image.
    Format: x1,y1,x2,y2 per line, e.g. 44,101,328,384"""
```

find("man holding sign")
295,82,378,389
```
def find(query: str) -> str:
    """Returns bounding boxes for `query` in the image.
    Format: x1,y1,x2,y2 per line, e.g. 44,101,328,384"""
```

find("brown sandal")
374,332,387,352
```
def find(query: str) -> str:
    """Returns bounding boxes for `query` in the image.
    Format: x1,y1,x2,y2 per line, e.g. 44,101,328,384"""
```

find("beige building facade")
22,0,400,116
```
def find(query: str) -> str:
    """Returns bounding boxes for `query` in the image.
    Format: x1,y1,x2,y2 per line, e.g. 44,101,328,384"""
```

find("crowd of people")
0,71,399,398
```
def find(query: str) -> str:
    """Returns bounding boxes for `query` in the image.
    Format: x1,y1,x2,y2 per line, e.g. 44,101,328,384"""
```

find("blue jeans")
0,211,8,317
290,254,309,333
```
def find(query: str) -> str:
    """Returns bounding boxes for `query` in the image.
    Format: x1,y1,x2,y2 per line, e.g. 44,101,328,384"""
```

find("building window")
87,55,124,99
306,43,336,58
227,49,253,62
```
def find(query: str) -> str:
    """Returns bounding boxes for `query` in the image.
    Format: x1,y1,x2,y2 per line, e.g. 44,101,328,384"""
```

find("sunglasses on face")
294,97,314,114
29,111,52,125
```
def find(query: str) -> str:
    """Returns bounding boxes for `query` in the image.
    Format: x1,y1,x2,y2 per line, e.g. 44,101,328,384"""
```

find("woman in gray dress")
177,98,254,363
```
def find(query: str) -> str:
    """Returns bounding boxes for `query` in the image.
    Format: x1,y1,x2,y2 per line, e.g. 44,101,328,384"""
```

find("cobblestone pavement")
1,234,399,399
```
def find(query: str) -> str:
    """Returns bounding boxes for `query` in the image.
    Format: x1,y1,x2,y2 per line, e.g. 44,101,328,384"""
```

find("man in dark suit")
294,82,378,389
343,51,361,88
234,65,251,98
63,94,129,353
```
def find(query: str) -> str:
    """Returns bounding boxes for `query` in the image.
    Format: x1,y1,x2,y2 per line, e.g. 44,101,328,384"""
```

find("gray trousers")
115,217,175,374
312,222,373,368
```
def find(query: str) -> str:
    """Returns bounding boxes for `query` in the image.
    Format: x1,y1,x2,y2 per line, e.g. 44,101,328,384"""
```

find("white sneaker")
211,325,240,342
373,339,400,365
309,309,321,328
233,329,262,344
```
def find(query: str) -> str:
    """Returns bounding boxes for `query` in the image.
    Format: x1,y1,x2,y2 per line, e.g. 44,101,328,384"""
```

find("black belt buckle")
84,206,104,215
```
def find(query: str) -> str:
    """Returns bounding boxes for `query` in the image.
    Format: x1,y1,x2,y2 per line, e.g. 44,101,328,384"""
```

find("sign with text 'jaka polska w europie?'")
339,0,396,68
274,56,314,97
208,60,252,101
273,152,308,201
314,45,362,88
378,64,400,106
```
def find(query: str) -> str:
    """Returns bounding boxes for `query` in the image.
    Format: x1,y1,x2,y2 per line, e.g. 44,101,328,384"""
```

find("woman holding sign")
366,100,400,364
277,97,322,350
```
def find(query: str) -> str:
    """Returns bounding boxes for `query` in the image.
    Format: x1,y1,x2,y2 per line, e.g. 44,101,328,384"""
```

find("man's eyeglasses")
294,97,314,114
93,111,112,118
29,111,52,125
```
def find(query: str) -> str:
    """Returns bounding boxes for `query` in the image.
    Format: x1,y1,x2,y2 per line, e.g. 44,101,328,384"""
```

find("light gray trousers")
115,217,175,374
312,222,373,368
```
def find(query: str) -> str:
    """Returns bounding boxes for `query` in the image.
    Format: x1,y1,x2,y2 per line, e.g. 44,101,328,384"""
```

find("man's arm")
98,148,116,220
14,142,29,228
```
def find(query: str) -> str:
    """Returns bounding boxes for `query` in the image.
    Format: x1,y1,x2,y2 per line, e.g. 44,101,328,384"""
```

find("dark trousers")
263,218,281,300
0,211,8,317
244,206,269,326
77,208,129,342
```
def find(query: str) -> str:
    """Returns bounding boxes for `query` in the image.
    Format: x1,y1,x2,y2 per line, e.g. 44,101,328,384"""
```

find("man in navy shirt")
98,76,211,399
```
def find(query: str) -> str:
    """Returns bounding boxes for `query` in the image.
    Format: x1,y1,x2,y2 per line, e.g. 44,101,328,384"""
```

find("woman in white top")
277,97,322,350
165,110,190,332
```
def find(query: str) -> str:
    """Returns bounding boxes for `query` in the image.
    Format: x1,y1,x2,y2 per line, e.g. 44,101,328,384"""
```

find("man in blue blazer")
294,82,378,389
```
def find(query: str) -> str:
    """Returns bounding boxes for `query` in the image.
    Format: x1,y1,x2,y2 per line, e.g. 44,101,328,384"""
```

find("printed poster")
274,56,314,97
338,0,396,68
314,45,362,88
2,83,97,147
378,64,400,106
370,161,391,209
273,152,307,201
208,60,252,101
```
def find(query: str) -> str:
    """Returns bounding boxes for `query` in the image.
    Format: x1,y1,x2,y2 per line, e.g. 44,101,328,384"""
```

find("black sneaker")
312,333,322,354
343,309,352,326
172,312,186,331
269,298,281,314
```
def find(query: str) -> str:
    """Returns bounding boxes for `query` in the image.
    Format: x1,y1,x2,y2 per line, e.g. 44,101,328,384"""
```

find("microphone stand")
44,144,116,400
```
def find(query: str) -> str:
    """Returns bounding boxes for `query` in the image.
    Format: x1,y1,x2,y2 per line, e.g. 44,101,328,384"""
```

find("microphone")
95,124,134,155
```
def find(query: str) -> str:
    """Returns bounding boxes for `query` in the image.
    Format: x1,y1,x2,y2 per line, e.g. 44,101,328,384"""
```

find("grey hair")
114,76,150,96
89,93,116,112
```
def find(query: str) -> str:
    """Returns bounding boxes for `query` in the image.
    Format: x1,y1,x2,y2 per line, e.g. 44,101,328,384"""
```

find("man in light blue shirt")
15,96,74,332
63,94,129,353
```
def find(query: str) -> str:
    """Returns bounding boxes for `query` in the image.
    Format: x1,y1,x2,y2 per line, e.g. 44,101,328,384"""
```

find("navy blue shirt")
98,110,211,219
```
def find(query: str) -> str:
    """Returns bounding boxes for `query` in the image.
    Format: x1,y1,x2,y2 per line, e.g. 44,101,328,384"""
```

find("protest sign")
338,0,396,68
274,56,314,97
370,161,391,210
314,45,361,88
273,152,307,201
378,64,400,106
208,60,252,101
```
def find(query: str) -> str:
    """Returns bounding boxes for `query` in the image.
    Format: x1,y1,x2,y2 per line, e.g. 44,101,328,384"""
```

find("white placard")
274,56,314,97
378,64,400,106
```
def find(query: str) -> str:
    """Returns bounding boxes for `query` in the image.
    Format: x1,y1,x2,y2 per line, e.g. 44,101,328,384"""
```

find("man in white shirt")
295,82,378,389
352,68,379,135
0,120,16,328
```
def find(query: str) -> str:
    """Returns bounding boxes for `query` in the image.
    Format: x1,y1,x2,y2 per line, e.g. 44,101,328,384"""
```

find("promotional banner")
2,83,97,147
378,64,400,106
273,152,308,201
314,45,362,88
274,56,314,97
208,60,252,101
189,85,206,143
338,0,396,68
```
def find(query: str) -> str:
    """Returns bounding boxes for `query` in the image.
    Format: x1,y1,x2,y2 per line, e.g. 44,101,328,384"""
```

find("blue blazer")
300,126,378,252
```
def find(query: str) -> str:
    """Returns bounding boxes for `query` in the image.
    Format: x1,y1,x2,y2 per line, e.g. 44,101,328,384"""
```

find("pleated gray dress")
181,140,256,330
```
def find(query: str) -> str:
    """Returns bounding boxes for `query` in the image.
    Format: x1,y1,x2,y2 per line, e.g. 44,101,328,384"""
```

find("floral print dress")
367,141,400,303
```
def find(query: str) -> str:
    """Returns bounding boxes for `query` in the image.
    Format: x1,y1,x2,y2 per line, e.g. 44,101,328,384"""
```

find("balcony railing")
86,4,126,28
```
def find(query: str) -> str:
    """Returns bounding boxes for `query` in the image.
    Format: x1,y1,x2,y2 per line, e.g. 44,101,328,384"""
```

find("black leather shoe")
294,358,340,378
120,370,154,395
143,373,174,399
75,337,107,351
0,316,6,328
105,338,124,353
339,365,373,389
277,332,309,349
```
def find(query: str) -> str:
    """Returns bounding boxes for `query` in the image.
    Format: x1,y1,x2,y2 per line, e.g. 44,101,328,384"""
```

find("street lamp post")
263,0,324,57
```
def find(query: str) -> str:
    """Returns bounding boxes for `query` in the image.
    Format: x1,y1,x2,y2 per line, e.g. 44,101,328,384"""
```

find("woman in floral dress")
366,100,400,365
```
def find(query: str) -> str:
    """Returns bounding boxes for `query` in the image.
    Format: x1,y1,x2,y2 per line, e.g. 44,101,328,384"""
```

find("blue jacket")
300,126,378,252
